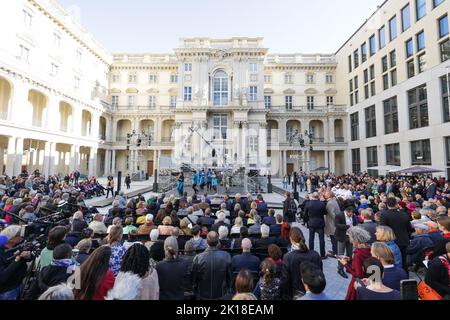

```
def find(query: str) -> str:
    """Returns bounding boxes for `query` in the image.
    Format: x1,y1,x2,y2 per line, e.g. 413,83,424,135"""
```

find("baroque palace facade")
0,0,448,178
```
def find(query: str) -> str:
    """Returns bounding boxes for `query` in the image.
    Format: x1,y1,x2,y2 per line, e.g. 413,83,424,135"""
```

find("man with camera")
0,225,31,300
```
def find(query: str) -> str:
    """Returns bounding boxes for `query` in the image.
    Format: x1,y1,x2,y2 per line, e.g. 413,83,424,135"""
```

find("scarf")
51,258,75,268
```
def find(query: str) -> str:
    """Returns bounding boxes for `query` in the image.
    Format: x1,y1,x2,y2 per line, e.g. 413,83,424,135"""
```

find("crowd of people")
0,169,449,300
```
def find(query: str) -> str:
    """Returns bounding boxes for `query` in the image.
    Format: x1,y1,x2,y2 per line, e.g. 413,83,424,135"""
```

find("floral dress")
109,242,126,277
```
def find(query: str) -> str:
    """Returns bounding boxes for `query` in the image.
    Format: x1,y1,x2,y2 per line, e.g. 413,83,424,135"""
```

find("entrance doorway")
286,163,294,176
147,160,154,176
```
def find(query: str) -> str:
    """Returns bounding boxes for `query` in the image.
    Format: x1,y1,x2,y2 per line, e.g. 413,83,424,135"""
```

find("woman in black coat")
155,237,190,300
425,242,450,299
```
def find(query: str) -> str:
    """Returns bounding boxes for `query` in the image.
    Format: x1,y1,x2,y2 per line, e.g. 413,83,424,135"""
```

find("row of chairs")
118,232,283,242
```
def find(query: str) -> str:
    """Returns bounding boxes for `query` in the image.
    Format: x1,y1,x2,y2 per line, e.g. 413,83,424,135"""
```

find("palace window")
384,96,398,134
408,85,429,129
213,70,229,106
213,114,227,140
411,139,431,165
386,143,401,166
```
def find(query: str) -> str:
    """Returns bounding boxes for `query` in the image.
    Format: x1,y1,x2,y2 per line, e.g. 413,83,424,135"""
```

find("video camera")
5,225,48,262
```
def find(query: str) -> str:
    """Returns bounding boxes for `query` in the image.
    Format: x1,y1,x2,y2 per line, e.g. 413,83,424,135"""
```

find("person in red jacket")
338,226,372,300
73,245,115,300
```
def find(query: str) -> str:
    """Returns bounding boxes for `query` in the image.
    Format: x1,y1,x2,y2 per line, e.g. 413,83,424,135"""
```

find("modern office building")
0,0,448,178
335,0,450,177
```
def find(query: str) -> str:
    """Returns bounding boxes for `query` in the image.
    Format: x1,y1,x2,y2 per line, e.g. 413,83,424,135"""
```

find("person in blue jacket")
192,171,199,194
176,172,184,197
199,170,205,190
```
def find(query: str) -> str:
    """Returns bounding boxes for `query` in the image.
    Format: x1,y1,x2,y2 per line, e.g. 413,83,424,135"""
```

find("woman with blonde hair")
158,216,175,236
179,218,192,236
371,242,408,291
107,225,126,276
375,225,402,268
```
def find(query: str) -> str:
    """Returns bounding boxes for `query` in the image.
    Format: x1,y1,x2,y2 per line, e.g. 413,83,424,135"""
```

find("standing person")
107,226,126,277
282,227,323,299
338,227,372,300
380,197,414,271
304,192,328,259
192,170,199,194
176,172,184,197
211,172,218,193
105,176,114,199
73,246,115,300
74,170,80,185
335,207,357,279
125,174,131,190
206,169,212,191
283,175,289,190
324,191,340,257
282,192,297,223
191,231,232,299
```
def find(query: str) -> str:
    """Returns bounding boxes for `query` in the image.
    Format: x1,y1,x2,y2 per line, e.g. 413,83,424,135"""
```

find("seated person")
406,224,434,268
254,224,276,251
269,214,283,235
262,209,276,226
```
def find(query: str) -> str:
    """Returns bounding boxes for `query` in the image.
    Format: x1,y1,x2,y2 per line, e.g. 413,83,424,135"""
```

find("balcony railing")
311,138,325,143
335,137,345,143
268,105,347,113
161,137,174,143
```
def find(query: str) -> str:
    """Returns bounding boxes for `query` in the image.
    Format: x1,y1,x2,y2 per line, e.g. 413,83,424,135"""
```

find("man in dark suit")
381,197,414,271
304,192,327,258
269,214,283,235
231,238,260,273
335,207,357,278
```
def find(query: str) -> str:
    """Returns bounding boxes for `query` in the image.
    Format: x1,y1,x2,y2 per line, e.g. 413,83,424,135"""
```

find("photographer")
0,225,31,300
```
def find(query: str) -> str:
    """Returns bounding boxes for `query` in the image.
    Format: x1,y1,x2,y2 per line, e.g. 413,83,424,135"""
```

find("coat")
282,249,323,299
344,247,372,300
304,200,327,229
191,247,232,299
334,212,357,243
325,198,341,236
231,252,260,273
381,209,413,248
156,258,190,300
425,255,450,298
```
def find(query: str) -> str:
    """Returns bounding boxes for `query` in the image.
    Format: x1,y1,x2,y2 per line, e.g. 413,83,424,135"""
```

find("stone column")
111,150,116,175
0,146,4,174
258,123,267,168
6,137,15,176
88,147,97,177
49,142,56,176
47,96,59,131
14,137,24,176
329,118,335,143
69,145,79,172
104,149,111,176
278,150,283,177
330,150,336,174
323,120,329,143
241,121,248,164
324,150,329,171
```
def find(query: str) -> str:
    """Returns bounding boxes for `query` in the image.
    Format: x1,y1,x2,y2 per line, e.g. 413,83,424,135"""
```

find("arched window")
213,70,228,106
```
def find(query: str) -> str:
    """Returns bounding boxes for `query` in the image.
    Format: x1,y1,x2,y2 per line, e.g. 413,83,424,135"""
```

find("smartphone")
400,279,418,300
20,225,27,238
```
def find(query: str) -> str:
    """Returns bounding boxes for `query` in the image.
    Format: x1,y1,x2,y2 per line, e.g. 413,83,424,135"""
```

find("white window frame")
23,9,33,28
249,63,258,72
285,96,293,109
170,74,178,83
213,114,228,140
128,95,135,107
170,96,177,108
128,74,137,83
213,70,229,106
285,74,293,84
327,96,334,106
264,75,271,83
250,136,258,152
184,63,192,72
306,74,315,84
111,96,119,107
148,74,157,83
184,87,192,101
19,44,30,61
264,96,272,109
249,86,257,101
148,96,156,108
74,76,80,89
50,63,59,76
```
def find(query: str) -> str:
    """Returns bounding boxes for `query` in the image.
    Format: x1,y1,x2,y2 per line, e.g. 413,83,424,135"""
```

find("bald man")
231,238,260,273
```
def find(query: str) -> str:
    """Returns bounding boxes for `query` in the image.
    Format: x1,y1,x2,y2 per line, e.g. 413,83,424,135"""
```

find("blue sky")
58,0,384,54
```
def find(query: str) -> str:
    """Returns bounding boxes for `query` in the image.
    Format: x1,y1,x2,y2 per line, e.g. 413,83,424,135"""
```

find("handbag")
417,280,442,300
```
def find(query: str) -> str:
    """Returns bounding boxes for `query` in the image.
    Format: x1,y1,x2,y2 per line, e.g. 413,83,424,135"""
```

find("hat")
0,235,8,247
406,203,416,212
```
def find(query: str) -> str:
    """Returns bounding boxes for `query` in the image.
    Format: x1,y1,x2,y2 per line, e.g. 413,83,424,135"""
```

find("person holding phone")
355,257,401,300
338,226,372,300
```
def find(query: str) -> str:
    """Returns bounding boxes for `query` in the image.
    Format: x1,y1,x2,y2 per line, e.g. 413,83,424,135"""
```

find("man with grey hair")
212,211,230,233
231,238,260,273
88,213,107,234
115,190,127,209
0,225,31,299
39,283,74,300
254,224,276,250
191,231,232,299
